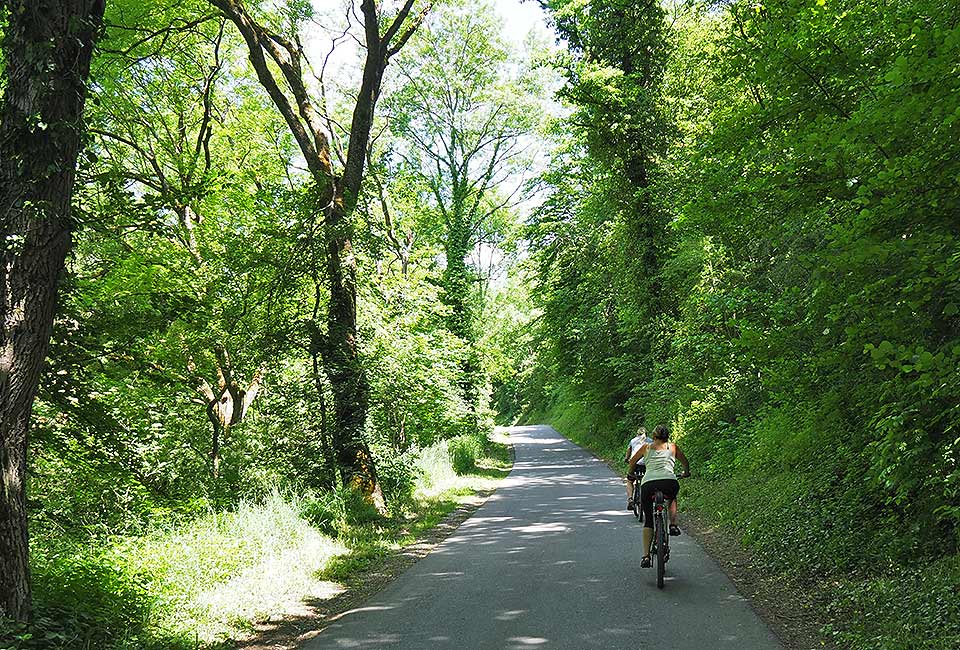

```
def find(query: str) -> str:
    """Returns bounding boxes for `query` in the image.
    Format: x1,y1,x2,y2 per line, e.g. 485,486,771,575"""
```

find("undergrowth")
684,473,960,650
1,431,511,650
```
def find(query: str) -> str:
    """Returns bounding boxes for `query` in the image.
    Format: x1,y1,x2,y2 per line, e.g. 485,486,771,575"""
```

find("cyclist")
629,424,690,568
625,426,652,511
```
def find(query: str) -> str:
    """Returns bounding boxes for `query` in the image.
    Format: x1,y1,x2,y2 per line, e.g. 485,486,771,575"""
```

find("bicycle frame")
630,465,645,521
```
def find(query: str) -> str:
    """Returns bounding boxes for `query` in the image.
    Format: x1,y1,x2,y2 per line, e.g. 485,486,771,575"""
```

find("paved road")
304,425,784,649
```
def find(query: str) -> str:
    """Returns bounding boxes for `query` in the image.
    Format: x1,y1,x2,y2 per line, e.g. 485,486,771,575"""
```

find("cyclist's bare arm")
674,445,691,477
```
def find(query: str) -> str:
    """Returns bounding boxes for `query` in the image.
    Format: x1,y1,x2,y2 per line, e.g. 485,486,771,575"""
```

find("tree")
525,0,674,433
0,0,106,622
209,0,428,509
87,12,277,480
386,0,537,409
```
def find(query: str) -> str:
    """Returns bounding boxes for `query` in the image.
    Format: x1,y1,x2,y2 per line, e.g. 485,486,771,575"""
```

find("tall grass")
5,432,511,650
115,492,348,646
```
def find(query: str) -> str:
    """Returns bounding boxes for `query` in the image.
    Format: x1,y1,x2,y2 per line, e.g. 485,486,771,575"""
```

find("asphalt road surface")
303,425,784,649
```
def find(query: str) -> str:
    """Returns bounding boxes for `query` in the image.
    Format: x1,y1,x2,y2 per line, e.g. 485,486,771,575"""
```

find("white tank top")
641,447,677,484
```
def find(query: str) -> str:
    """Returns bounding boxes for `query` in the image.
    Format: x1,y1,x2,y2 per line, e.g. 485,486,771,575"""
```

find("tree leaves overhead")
518,0,960,560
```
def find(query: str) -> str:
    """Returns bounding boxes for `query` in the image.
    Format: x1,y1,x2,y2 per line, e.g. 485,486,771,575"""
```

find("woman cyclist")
625,426,652,511
628,424,690,568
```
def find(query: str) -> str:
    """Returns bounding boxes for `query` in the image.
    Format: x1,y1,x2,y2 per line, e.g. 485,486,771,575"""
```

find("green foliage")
362,269,476,448
18,0,523,643
517,0,960,646
0,6,7,83
6,493,345,649
375,0,542,418
448,433,485,475
684,471,960,650
12,446,509,650
7,549,150,650
824,556,960,650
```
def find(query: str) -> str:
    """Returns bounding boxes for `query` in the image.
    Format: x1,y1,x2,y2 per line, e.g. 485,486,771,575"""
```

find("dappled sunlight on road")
304,425,783,649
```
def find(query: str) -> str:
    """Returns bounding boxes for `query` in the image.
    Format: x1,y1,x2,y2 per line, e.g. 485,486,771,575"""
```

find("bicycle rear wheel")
655,514,666,588
632,482,642,521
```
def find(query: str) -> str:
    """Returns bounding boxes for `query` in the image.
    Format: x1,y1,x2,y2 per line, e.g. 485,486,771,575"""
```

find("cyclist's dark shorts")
640,479,680,529
627,464,646,481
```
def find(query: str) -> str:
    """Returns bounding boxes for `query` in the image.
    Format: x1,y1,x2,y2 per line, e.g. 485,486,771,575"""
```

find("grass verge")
2,431,512,650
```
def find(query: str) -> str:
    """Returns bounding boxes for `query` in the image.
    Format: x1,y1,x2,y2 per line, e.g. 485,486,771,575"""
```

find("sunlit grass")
112,492,349,646
414,428,511,499
144,431,508,647
12,431,512,650
319,429,511,585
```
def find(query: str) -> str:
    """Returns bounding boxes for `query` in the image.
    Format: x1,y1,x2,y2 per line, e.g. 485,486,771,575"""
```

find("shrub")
448,433,484,475
373,446,421,509
1,545,152,650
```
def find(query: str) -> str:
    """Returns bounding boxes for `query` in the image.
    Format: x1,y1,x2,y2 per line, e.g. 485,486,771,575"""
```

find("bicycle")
629,465,645,523
650,487,671,588
647,474,687,589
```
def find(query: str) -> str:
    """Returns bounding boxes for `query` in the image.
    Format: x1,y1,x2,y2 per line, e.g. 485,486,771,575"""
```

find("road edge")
543,423,832,650
235,432,516,650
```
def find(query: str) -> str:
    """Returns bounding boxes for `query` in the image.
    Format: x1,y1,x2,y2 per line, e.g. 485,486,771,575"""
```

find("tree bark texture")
0,0,105,622
442,213,474,341
442,212,478,412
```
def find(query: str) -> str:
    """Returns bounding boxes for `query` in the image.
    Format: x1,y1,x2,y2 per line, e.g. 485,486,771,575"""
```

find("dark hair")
653,424,670,441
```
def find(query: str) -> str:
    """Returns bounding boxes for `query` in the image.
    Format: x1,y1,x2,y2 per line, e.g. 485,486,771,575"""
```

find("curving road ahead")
303,425,784,649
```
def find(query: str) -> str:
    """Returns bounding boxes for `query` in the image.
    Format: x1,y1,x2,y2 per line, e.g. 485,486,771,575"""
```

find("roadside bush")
448,433,484,474
9,493,348,650
373,445,421,510
1,548,151,650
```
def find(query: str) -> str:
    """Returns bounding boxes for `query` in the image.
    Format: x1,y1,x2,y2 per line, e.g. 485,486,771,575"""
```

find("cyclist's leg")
639,482,655,561
663,480,681,535
626,460,638,504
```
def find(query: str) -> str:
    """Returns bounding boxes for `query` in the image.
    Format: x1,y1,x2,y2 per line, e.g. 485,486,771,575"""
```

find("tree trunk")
191,348,263,480
323,198,385,510
310,347,337,489
443,211,477,412
0,0,105,622
443,215,474,341
210,0,427,512
210,418,223,479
